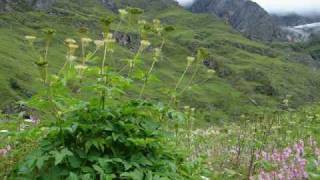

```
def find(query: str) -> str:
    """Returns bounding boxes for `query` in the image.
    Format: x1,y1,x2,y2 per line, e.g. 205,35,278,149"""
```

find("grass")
0,0,320,122
1,1,320,179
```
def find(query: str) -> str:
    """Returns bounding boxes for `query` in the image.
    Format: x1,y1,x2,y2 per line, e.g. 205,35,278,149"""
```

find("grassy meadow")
0,0,320,179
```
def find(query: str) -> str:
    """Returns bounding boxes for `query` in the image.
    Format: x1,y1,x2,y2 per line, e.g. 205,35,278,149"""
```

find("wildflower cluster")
0,145,11,157
254,140,310,180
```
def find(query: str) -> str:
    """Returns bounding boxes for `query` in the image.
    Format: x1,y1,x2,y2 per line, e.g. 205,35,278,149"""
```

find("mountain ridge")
190,0,286,41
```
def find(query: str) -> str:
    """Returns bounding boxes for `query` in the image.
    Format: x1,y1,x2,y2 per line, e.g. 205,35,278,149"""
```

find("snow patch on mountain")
283,22,320,42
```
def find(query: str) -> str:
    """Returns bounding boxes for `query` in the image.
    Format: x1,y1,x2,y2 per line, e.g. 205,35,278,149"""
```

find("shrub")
15,101,187,179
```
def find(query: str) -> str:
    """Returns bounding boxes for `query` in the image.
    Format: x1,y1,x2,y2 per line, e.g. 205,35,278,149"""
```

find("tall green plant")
11,7,209,179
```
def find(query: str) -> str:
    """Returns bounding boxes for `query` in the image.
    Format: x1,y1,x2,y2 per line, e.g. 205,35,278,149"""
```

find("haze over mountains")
186,0,320,42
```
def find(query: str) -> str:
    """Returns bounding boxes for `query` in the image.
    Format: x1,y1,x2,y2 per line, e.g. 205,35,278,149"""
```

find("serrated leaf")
52,148,74,166
36,155,49,169
121,169,144,180
93,164,104,175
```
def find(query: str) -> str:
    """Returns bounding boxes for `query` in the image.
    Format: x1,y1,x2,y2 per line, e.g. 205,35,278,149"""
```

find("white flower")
94,40,104,48
104,38,116,44
66,55,77,62
138,20,147,25
24,119,33,123
106,33,113,40
75,65,88,70
154,48,161,57
207,69,216,74
65,38,76,44
140,40,151,49
201,176,210,180
68,44,79,50
153,19,161,25
25,35,36,41
104,33,116,45
81,37,93,44
119,9,128,17
187,56,195,65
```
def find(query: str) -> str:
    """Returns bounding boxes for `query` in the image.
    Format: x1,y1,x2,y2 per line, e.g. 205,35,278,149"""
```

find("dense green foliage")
15,102,188,179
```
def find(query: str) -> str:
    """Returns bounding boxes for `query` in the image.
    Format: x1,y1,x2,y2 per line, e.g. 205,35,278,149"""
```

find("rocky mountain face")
0,0,178,12
0,0,56,11
113,0,179,11
190,0,285,41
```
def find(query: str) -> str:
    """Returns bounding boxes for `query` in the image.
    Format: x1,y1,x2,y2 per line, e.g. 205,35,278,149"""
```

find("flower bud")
75,65,88,71
184,106,190,110
65,38,76,44
68,44,79,55
154,48,161,58
138,20,147,25
207,69,216,74
119,9,128,19
140,40,151,50
68,44,79,50
66,55,77,62
25,35,36,45
187,56,195,65
25,35,36,41
94,40,104,48
81,37,93,45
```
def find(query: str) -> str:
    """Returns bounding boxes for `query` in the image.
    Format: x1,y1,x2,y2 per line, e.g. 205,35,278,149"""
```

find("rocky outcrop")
0,0,56,12
114,0,179,11
190,0,285,41
100,0,118,12
0,0,179,13
32,0,56,10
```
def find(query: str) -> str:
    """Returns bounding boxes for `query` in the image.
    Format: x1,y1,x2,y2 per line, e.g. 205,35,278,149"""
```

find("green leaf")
68,156,81,168
121,169,144,180
67,172,79,180
81,174,92,180
36,155,49,169
93,164,104,175
52,148,74,166
145,170,153,180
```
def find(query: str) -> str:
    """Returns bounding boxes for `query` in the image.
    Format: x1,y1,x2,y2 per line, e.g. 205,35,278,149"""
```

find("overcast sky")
176,0,320,14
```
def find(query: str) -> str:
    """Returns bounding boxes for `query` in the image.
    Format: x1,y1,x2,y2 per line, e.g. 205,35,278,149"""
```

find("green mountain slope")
1,0,320,122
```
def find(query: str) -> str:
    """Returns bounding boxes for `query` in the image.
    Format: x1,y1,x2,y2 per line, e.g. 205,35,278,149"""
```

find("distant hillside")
1,0,320,121
0,0,56,11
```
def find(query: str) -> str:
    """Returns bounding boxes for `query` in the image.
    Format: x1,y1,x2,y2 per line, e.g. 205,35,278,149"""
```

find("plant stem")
139,58,157,98
43,40,50,84
128,48,142,77
100,43,108,109
139,39,165,98
170,63,191,105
